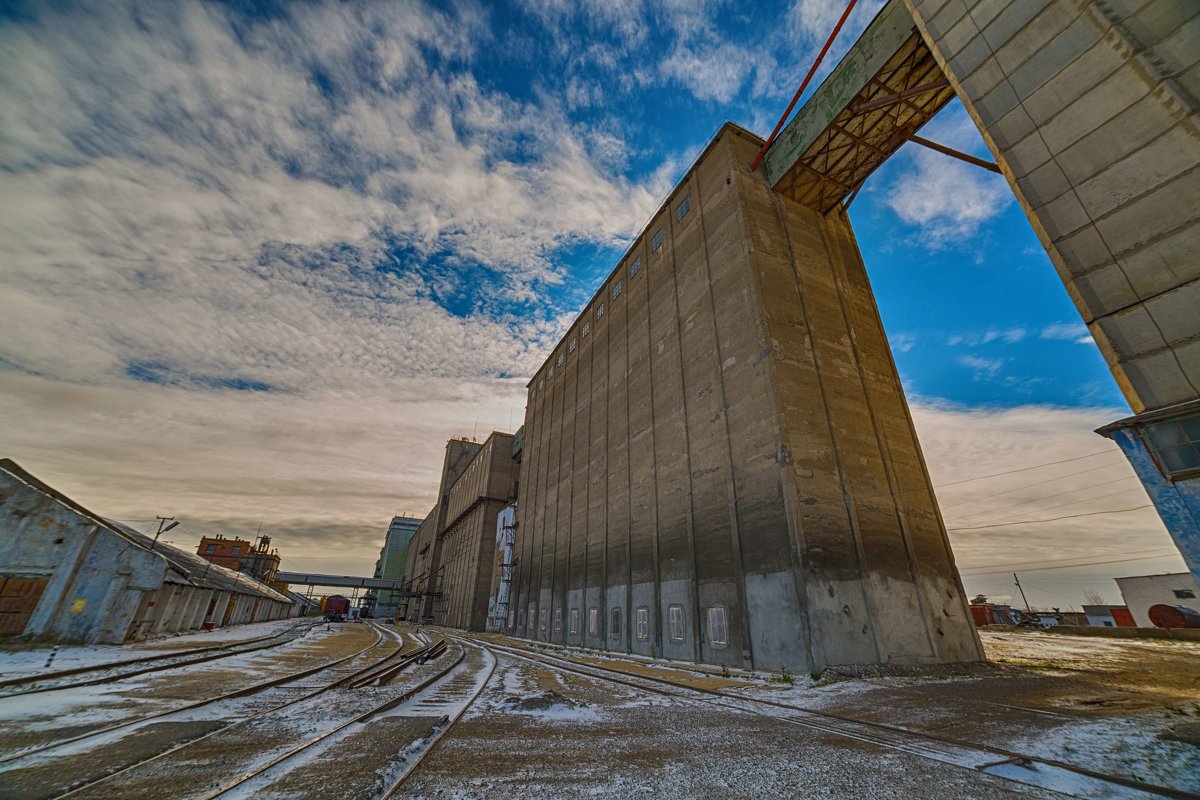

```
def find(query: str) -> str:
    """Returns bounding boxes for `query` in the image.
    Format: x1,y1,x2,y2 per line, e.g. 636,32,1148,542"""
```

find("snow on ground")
0,618,304,678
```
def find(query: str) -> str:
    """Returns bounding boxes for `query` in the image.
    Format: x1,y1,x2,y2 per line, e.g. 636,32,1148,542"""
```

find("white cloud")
1042,321,1095,345
947,327,1028,346
882,103,1012,245
958,354,1004,379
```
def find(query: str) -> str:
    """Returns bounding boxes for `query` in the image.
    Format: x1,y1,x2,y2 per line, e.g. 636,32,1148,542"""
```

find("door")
0,576,48,636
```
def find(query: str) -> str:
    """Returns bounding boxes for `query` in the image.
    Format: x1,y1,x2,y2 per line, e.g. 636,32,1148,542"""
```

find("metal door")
0,576,48,636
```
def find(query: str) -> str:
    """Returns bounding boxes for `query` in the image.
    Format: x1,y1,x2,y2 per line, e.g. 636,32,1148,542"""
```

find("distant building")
1082,605,1136,627
399,432,519,630
369,515,421,619
0,459,297,643
1115,573,1200,627
197,535,252,571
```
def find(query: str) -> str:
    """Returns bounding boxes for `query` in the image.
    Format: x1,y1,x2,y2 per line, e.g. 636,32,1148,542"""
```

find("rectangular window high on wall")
707,606,728,647
611,280,622,300
635,607,649,641
651,228,664,251
596,303,605,319
568,338,576,353
588,607,599,636
582,321,590,337
668,604,685,641
630,257,641,277
610,607,622,640
569,608,580,634
676,195,691,220
557,351,565,367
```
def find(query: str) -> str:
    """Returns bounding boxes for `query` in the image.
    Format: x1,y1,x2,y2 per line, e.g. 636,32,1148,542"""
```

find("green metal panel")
763,0,916,186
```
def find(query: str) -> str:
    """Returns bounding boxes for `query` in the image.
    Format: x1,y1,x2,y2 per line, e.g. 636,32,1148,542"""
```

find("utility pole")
1014,572,1031,612
151,516,180,552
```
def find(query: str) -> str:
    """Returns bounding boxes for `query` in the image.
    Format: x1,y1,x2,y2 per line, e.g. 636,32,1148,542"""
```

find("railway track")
0,620,317,699
474,636,1189,800
0,624,449,799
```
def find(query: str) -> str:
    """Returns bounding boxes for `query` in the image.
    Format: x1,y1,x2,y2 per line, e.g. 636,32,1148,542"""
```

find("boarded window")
528,603,536,632
676,195,691,220
707,606,728,647
668,604,685,642
610,607,622,640
539,607,548,632
630,257,641,277
508,609,516,628
553,607,562,632
611,280,622,300
588,607,599,636
569,608,580,635
651,228,664,251
636,606,649,641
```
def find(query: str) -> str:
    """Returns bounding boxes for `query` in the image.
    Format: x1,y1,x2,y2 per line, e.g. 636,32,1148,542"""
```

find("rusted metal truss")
770,31,957,214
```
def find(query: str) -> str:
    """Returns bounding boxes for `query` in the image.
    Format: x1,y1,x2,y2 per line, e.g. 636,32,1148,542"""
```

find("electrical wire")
947,503,1153,532
959,550,1181,576
938,457,1127,510
959,548,1182,573
934,448,1119,488
952,477,1142,524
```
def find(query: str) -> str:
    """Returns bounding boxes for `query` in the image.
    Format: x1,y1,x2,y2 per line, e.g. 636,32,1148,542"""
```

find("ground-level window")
707,606,728,647
518,610,526,628
588,607,599,636
553,607,562,632
668,604,685,642
508,609,515,628
635,606,649,641
610,607,622,640
569,608,580,635
528,603,536,632
539,607,548,632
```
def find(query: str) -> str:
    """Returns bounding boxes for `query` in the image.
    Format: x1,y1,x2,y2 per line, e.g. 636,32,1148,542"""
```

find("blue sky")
0,0,1183,607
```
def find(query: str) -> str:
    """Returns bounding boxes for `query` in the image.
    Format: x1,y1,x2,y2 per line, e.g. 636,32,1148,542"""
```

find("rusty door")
0,576,48,636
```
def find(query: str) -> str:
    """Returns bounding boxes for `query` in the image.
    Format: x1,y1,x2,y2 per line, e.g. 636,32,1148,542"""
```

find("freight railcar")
324,595,350,622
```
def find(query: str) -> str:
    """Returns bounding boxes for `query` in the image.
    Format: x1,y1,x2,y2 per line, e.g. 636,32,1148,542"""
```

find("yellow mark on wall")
70,598,87,613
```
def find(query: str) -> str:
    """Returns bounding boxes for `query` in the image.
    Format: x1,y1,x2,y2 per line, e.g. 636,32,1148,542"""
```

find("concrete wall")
1115,571,1200,626
906,0,1199,414
510,123,981,671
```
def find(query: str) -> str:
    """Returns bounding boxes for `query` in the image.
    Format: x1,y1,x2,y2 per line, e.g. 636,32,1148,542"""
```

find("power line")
953,478,1141,525
959,548,1180,573
934,448,1118,489
948,504,1153,532
939,458,1127,510
960,550,1181,575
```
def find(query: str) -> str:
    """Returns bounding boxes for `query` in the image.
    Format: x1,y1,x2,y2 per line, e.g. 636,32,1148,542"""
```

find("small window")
630,257,641,278
588,607,599,636
508,609,515,628
538,377,544,391
676,196,691,220
539,607,548,632
596,303,605,319
569,608,580,635
668,604,685,642
651,228,664,251
568,338,576,353
205,545,216,554
610,607,622,640
611,280,622,300
528,603,536,631
557,351,565,367
548,365,555,378
1103,621,1113,626
1143,412,1200,479
1175,589,1197,599
553,607,562,632
582,321,590,337
636,606,649,641
231,546,241,555
518,609,526,628
707,606,728,647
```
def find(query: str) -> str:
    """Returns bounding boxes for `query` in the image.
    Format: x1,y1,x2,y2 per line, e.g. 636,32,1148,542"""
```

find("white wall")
1115,573,1200,627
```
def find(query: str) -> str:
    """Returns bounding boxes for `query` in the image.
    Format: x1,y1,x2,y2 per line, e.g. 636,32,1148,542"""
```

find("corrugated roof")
0,459,289,603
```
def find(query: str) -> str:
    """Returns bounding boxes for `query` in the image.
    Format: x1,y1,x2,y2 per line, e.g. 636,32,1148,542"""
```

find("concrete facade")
398,434,519,630
1114,571,1200,626
905,0,1200,579
370,515,420,618
509,124,982,672
0,459,296,643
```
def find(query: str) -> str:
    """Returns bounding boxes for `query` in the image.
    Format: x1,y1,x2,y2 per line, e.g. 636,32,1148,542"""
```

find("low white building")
1114,572,1200,628
0,459,298,643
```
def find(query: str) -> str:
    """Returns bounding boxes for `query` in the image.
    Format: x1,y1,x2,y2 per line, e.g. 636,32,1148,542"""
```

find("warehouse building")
0,459,297,643
1115,572,1200,627
507,123,982,672
399,433,518,629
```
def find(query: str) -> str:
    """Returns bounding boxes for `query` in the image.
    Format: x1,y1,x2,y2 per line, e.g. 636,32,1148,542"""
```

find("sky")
0,0,1188,611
